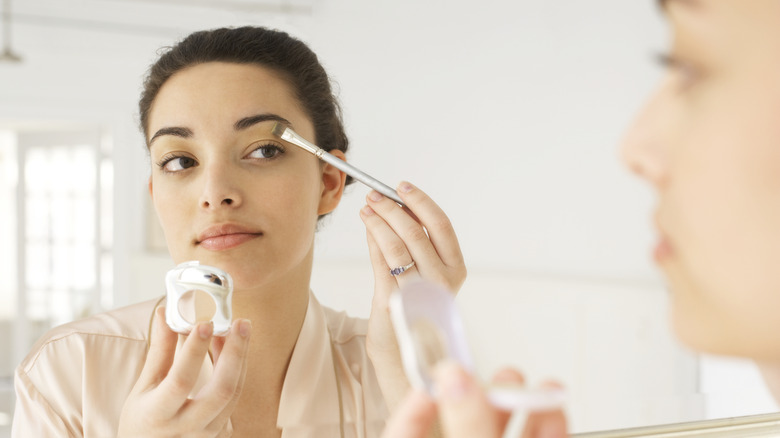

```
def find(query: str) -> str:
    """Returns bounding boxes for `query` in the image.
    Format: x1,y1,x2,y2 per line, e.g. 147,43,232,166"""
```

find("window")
0,127,113,434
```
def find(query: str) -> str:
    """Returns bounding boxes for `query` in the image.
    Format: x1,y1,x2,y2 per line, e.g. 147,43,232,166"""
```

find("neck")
224,248,315,434
232,246,313,359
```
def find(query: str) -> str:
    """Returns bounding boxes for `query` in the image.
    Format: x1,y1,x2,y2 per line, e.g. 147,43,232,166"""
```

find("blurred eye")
158,155,197,173
657,53,702,91
247,143,285,160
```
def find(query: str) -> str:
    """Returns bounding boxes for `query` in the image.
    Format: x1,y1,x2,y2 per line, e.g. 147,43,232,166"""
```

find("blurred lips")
654,236,673,263
197,223,262,251
653,214,674,263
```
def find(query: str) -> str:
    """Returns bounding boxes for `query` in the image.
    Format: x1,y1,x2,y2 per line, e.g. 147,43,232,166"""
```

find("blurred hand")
117,306,251,437
382,362,567,438
360,181,466,408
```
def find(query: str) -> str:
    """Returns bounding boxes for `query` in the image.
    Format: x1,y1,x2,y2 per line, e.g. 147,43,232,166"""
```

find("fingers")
371,182,464,269
155,321,214,412
361,200,422,286
434,361,504,438
210,334,227,365
365,231,416,298
380,389,437,438
360,181,466,291
523,381,567,438
136,306,179,390
397,182,464,268
490,367,527,432
194,319,252,426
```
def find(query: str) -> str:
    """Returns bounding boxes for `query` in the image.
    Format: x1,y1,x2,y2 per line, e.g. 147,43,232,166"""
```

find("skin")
361,182,467,411
383,0,780,436
117,61,466,437
623,0,780,364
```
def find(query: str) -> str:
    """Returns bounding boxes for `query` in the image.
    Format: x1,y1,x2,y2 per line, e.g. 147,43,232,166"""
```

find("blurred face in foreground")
622,0,780,362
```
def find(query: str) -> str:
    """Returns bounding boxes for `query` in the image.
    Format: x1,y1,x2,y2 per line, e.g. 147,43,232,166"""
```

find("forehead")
148,62,306,130
660,0,780,19
661,0,780,45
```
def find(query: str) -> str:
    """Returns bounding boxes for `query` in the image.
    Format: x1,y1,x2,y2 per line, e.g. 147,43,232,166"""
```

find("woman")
12,26,466,437
383,0,780,436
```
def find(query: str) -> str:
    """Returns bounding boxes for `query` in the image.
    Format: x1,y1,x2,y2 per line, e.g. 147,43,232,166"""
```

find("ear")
318,149,347,215
148,177,154,199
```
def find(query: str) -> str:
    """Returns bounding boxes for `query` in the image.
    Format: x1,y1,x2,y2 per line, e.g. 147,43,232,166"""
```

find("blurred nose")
199,159,242,209
620,82,673,188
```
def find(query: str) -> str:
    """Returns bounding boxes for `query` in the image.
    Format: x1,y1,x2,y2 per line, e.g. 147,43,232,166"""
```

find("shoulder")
18,298,161,374
13,299,162,436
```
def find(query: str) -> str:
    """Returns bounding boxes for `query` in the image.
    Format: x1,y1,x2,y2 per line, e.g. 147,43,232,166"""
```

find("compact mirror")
165,261,233,336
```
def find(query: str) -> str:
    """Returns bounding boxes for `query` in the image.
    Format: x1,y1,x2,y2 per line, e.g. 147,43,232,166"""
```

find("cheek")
151,180,191,252
265,162,323,226
667,81,780,357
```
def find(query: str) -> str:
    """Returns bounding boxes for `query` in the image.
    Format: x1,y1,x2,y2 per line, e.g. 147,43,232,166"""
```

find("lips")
653,236,673,263
653,213,673,263
197,223,262,251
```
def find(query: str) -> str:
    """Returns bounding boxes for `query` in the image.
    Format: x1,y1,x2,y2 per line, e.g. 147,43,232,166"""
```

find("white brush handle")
318,151,405,205
279,126,405,206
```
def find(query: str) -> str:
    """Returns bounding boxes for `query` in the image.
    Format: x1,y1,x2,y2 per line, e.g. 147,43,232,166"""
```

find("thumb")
434,361,503,438
523,381,568,438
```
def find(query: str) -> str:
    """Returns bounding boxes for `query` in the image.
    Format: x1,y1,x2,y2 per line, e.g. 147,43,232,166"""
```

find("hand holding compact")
381,363,568,438
117,307,251,437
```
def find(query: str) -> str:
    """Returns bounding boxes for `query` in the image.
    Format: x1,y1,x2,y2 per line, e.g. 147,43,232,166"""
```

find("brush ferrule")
281,129,322,155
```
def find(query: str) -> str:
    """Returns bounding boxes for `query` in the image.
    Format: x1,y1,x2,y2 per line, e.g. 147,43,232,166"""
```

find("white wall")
1,0,776,434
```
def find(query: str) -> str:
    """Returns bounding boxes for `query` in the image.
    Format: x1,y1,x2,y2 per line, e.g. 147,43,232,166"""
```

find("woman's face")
147,62,344,290
622,0,780,361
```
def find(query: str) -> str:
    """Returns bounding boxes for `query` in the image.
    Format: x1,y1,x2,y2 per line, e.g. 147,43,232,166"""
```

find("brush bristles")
270,122,287,138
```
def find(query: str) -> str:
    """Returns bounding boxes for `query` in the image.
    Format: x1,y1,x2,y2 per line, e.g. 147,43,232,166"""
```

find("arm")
12,371,74,437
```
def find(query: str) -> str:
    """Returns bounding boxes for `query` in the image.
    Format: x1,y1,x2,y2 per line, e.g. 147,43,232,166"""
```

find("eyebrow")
234,113,292,131
149,126,193,145
657,0,699,11
148,113,293,147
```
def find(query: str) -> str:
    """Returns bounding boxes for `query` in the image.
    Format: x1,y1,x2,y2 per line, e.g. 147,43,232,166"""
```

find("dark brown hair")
139,26,353,185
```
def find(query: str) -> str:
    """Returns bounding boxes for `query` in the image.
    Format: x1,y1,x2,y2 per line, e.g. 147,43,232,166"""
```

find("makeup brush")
271,123,405,207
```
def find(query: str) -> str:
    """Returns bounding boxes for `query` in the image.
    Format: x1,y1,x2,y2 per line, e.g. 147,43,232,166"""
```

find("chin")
669,298,727,355
672,303,779,361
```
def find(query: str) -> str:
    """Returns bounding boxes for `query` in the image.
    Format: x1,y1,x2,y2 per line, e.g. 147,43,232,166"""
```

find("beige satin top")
12,292,389,437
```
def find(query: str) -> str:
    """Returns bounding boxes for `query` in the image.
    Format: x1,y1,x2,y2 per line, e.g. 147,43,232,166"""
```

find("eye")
656,53,702,91
158,155,198,173
247,143,285,160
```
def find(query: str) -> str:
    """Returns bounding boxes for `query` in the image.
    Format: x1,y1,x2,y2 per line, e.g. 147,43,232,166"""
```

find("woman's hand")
360,181,467,409
381,363,568,438
117,307,251,437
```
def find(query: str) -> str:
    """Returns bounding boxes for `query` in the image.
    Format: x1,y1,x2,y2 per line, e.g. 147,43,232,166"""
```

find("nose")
620,82,673,187
199,160,243,209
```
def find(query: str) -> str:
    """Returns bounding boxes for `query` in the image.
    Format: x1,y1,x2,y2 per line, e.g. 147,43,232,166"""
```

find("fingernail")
198,322,214,339
361,205,375,216
434,361,472,401
399,181,414,193
368,191,383,202
238,319,252,338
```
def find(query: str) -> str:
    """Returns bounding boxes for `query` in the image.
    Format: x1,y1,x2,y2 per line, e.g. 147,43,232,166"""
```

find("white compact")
165,261,233,336
389,280,473,392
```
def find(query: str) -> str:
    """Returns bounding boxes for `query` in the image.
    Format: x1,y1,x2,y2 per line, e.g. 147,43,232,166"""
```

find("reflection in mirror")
1,0,780,436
